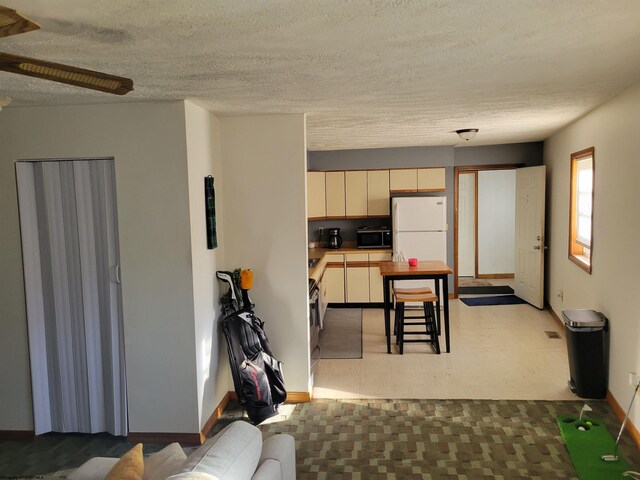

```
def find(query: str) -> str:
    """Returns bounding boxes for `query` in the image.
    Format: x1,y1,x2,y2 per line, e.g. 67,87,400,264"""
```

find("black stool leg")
398,302,405,354
428,302,441,354
394,304,400,344
422,301,430,337
435,293,442,336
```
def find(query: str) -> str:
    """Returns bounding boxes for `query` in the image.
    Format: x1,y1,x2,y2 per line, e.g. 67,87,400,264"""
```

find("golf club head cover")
240,269,253,290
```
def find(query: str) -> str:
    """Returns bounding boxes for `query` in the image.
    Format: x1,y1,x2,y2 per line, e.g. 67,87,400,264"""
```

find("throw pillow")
143,442,187,480
105,443,144,480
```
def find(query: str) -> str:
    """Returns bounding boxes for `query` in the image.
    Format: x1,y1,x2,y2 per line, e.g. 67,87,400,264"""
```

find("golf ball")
578,426,586,431
586,421,593,426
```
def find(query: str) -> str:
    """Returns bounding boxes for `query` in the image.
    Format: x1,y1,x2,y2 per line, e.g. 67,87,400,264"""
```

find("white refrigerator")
392,196,447,299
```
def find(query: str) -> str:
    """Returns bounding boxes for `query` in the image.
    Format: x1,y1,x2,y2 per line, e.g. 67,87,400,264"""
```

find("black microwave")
356,227,391,249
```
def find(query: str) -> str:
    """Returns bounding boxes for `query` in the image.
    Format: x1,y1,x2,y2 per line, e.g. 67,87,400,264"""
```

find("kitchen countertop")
308,241,392,281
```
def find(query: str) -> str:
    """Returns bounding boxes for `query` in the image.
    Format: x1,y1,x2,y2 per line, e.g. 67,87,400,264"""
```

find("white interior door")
514,165,546,308
458,173,476,277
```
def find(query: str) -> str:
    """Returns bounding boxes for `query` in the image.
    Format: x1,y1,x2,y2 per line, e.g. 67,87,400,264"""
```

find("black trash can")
562,309,608,399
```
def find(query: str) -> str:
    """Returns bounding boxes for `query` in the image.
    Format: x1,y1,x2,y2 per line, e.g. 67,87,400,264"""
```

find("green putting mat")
557,414,631,479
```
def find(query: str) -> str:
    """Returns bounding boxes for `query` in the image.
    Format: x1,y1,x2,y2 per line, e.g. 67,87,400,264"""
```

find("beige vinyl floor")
313,300,577,400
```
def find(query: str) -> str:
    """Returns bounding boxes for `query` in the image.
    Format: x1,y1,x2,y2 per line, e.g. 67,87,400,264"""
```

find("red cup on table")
408,257,418,267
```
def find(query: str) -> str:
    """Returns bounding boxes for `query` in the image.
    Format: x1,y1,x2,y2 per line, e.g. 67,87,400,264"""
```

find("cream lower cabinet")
323,252,392,304
368,252,392,302
324,254,345,303
346,254,370,302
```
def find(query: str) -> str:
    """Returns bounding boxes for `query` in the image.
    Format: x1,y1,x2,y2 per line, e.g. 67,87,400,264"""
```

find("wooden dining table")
379,260,453,354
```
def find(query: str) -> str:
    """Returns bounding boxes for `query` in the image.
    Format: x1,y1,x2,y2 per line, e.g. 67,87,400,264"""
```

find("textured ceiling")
2,1,640,150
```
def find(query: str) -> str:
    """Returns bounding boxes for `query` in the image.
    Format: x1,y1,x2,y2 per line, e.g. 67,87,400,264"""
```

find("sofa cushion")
166,473,217,480
173,422,262,480
143,442,187,480
105,443,144,480
257,434,296,480
67,457,119,480
250,459,280,480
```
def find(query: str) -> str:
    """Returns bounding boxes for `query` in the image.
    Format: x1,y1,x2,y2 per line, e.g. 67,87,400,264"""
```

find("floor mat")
460,294,527,306
319,308,362,359
458,285,514,295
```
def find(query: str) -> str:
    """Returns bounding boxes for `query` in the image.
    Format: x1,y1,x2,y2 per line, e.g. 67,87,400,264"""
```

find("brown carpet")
255,399,640,479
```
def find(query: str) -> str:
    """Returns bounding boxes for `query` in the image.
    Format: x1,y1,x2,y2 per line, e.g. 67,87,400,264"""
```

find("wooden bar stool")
394,291,441,355
392,286,441,336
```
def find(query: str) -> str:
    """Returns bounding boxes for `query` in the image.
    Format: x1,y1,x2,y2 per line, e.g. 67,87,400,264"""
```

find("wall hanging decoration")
205,175,218,249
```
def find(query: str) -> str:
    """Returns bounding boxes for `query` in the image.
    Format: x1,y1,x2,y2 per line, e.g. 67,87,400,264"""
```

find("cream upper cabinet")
345,170,368,217
325,171,346,217
307,171,326,219
367,170,390,216
417,167,446,191
390,169,418,192
345,253,369,302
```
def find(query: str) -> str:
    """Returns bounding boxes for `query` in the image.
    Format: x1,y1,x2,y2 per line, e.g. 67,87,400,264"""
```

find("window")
569,147,594,273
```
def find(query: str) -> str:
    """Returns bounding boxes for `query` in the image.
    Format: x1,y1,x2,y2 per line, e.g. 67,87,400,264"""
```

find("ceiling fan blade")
0,5,40,38
0,52,134,95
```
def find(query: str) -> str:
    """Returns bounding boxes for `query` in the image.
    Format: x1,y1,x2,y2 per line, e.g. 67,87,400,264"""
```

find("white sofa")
65,421,296,480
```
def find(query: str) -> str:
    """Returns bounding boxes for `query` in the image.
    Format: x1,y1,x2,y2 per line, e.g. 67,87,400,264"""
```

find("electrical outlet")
556,289,563,301
629,372,640,387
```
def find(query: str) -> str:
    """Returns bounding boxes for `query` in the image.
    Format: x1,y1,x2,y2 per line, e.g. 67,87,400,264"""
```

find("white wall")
477,170,515,275
545,82,640,428
458,172,476,277
183,101,230,429
219,114,310,393
0,102,201,433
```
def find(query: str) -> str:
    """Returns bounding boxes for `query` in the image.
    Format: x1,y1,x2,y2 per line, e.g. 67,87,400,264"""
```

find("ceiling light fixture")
456,128,478,141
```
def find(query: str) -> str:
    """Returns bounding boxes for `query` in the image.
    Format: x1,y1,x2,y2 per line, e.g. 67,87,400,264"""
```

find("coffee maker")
327,228,343,249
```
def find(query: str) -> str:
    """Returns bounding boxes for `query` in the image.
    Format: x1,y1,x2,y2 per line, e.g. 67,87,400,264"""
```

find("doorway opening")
454,164,520,298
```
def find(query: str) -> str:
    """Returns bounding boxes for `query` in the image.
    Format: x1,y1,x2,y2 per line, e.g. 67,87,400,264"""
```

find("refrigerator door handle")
393,201,399,231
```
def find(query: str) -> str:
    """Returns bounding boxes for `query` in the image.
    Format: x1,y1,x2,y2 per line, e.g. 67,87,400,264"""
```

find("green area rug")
557,414,631,479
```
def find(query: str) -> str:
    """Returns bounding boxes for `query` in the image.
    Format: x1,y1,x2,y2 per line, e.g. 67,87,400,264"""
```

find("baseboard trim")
607,390,640,449
286,391,312,403
476,273,514,279
126,431,201,445
128,392,234,445
198,391,232,444
546,304,565,330
0,430,35,442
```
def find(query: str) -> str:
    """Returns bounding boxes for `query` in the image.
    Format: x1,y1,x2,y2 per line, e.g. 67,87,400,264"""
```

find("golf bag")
217,270,286,424
221,311,286,424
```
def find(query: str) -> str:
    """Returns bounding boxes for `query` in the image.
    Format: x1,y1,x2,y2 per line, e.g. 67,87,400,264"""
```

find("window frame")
568,147,595,273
